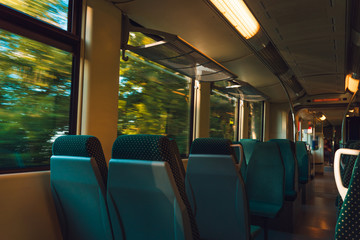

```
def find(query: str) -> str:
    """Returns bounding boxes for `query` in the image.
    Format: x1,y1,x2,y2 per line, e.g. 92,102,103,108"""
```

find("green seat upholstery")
51,135,113,240
108,134,199,240
186,137,262,240
269,139,297,201
237,139,260,165
245,141,284,219
295,141,309,184
335,153,360,239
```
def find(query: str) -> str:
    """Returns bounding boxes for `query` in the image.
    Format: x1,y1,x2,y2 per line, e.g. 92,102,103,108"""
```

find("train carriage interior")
1,0,360,239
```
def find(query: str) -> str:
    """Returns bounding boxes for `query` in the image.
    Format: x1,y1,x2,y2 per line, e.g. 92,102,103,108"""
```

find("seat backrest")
109,134,199,240
170,138,186,181
246,142,284,209
335,153,360,239
269,139,297,200
237,139,260,165
186,138,251,240
51,135,113,240
295,141,309,184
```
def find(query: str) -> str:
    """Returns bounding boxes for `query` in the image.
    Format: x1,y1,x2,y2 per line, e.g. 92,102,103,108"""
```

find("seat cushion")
249,201,282,218
250,225,262,239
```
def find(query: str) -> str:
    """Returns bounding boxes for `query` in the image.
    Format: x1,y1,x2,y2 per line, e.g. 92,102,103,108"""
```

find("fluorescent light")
209,0,260,39
319,115,326,121
226,84,242,88
345,73,359,93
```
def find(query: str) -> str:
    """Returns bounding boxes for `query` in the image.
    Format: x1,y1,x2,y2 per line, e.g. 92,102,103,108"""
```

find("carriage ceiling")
112,0,347,106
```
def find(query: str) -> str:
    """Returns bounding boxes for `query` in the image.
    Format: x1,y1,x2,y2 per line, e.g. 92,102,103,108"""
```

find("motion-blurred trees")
0,0,71,169
118,33,191,154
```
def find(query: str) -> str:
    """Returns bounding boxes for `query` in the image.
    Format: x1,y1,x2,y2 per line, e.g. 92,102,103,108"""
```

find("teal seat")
51,135,113,240
269,139,297,201
186,138,262,240
108,134,199,240
295,141,309,184
335,153,360,239
237,139,260,165
245,141,284,239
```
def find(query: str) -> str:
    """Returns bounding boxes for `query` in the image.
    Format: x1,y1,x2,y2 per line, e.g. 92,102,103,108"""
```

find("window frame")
0,1,82,173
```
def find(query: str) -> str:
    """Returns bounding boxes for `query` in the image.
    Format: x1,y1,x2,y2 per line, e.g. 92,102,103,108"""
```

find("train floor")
257,166,338,240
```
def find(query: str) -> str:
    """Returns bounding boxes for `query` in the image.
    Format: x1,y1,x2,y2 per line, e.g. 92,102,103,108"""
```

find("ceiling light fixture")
226,84,242,88
345,73,359,93
319,115,326,121
209,0,260,39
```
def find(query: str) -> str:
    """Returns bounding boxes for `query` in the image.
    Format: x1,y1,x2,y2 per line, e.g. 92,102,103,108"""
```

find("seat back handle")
334,148,360,200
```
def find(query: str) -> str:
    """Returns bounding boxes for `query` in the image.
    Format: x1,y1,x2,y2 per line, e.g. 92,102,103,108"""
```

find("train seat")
107,134,199,240
245,141,284,238
186,137,261,240
236,139,260,165
295,142,309,184
170,138,186,181
269,139,297,201
50,135,113,240
334,150,360,239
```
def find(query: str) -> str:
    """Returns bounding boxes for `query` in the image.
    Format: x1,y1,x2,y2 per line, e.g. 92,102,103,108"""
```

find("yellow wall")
195,81,211,138
269,102,290,139
80,0,122,162
0,172,61,240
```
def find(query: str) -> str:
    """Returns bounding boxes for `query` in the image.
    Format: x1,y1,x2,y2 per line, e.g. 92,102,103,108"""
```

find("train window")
210,88,237,141
118,32,191,155
247,101,263,140
0,0,69,30
0,29,72,170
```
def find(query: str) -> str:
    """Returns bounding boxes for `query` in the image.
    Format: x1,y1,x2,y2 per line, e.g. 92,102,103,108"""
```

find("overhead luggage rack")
121,15,237,82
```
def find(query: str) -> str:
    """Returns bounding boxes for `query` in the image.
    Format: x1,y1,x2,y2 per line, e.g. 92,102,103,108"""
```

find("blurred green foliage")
119,33,191,155
0,28,72,169
210,91,236,141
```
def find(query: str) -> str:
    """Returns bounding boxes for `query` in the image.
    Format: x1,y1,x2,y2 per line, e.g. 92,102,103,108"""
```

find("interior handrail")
334,148,360,200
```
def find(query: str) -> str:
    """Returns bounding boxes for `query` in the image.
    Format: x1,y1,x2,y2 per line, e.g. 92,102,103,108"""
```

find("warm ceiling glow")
209,0,260,39
319,115,326,121
345,74,359,93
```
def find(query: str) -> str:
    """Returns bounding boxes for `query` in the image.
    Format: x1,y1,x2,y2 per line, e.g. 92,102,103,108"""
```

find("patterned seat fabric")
336,141,360,217
335,153,360,239
190,137,234,155
52,135,108,186
112,134,200,240
170,138,186,181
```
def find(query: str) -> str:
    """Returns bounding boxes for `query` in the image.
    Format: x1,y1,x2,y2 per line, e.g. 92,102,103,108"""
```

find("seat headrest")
112,134,171,161
53,135,102,157
190,138,233,155
52,135,108,186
